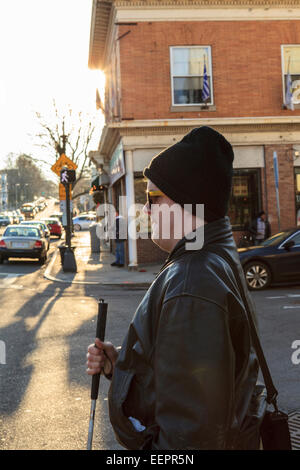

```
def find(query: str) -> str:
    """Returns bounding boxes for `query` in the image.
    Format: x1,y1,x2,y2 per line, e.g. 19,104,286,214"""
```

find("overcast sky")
0,0,104,179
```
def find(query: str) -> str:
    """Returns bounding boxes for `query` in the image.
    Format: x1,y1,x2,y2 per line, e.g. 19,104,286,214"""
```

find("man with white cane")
87,127,266,450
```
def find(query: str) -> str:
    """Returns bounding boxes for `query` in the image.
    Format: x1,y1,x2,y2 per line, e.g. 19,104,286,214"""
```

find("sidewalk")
44,231,163,287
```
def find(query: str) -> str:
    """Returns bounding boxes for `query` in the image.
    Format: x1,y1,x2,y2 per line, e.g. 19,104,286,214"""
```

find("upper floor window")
281,45,300,110
170,46,213,106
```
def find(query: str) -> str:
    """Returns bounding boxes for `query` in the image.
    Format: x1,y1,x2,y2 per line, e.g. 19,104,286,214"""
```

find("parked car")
50,212,63,223
0,214,13,226
72,214,96,231
20,221,51,250
238,228,300,290
41,218,62,239
0,225,48,264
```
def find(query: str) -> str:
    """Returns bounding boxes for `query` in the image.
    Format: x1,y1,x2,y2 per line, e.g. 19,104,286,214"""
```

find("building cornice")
115,1,300,6
97,117,300,156
88,0,300,69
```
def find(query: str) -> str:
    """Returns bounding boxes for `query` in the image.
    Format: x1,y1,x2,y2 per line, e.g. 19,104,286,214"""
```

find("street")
0,233,299,449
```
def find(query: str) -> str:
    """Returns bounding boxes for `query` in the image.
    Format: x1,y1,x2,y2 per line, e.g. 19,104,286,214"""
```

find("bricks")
136,238,167,265
118,20,300,119
108,19,300,265
264,145,296,232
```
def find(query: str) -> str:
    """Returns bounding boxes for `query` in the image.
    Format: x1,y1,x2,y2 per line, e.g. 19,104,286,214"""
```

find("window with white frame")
170,46,213,106
281,45,300,109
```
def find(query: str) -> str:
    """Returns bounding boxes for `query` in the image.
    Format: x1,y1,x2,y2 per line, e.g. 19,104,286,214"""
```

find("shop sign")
109,142,125,186
296,174,300,192
233,176,248,197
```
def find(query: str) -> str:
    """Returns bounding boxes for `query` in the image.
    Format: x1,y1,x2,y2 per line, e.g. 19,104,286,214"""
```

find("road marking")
267,295,300,299
283,305,300,309
266,296,286,299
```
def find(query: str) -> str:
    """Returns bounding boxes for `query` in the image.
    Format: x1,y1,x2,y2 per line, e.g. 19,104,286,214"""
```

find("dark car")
238,228,300,290
0,225,48,264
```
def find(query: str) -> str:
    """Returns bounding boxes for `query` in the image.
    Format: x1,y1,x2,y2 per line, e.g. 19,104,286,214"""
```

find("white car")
73,215,96,231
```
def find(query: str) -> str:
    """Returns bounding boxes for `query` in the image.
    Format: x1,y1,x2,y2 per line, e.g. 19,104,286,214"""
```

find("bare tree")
33,100,97,198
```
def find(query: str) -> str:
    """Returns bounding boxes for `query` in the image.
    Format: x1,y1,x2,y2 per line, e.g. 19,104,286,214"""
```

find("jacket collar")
165,216,233,264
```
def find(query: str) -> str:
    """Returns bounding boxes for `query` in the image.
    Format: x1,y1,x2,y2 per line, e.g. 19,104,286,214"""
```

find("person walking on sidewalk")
111,212,126,267
87,127,266,450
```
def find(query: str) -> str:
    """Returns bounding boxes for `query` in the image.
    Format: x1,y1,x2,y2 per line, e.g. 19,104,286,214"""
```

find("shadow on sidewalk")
0,282,70,416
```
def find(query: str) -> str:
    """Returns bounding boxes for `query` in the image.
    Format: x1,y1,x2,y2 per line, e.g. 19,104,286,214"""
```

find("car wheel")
74,224,81,231
244,261,271,290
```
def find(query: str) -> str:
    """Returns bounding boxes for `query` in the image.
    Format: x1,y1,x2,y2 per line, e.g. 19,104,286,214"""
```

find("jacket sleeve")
152,294,236,449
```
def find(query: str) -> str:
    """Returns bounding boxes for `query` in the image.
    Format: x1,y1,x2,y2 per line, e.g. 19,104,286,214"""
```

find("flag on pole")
285,57,294,110
202,59,210,102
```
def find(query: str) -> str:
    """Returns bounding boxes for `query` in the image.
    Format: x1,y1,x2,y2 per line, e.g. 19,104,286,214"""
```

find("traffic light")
60,169,76,185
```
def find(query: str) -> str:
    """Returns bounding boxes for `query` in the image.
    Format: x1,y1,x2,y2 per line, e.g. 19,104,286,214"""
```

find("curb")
43,246,152,288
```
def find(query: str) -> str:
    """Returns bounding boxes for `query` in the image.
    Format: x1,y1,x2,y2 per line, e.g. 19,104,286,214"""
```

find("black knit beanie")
143,126,234,222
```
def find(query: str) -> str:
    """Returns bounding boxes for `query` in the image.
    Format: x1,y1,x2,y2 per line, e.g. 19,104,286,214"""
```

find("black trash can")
89,223,101,253
59,245,75,265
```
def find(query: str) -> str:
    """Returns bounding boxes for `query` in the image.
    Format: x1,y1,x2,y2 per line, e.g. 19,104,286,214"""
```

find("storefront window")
228,169,261,231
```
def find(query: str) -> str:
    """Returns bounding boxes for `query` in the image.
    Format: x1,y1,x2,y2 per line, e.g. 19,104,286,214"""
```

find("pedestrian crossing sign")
51,154,77,176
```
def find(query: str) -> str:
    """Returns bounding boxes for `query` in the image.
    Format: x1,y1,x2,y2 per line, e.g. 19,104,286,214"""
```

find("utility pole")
64,169,72,249
60,167,77,272
58,122,77,272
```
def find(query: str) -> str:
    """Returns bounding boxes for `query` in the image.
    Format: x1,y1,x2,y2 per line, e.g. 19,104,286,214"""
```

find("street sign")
60,198,73,226
59,183,72,200
51,154,78,176
273,151,279,189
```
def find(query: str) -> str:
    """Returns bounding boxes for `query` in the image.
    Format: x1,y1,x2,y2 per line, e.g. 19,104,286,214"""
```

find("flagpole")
285,56,294,110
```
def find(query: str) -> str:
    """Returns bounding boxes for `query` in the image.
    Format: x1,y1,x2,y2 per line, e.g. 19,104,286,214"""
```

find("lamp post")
24,183,29,202
15,184,20,209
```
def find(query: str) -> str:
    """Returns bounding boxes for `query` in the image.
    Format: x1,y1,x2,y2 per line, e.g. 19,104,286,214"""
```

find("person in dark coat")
87,127,266,450
110,212,126,267
249,211,271,245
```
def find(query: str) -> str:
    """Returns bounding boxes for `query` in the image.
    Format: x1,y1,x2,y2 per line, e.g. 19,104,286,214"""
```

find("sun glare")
0,0,105,169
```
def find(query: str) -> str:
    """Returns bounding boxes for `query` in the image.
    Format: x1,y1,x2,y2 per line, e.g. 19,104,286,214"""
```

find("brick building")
88,0,300,267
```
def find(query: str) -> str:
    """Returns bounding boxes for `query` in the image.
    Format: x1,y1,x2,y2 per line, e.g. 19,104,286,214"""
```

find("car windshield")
27,222,45,229
260,231,295,247
4,227,40,237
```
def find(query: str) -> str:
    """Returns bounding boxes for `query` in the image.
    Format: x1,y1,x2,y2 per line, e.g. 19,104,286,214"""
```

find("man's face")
143,181,182,253
260,213,266,221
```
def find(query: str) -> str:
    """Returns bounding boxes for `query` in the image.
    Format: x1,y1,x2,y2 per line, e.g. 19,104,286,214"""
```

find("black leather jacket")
108,217,266,450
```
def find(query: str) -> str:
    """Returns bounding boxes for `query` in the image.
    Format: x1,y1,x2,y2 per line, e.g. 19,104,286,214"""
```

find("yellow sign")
51,154,78,176
59,183,72,201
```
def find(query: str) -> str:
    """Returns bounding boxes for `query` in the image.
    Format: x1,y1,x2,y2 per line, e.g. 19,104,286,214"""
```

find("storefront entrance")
228,169,261,231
